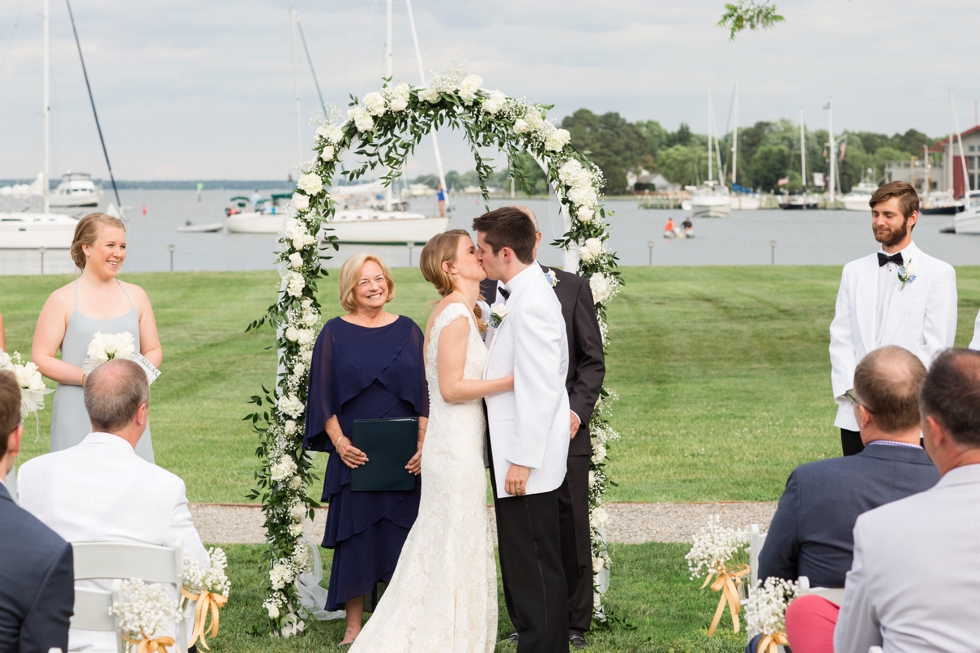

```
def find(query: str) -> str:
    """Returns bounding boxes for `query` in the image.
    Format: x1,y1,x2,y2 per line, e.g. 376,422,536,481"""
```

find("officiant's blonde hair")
338,254,395,313
71,212,126,269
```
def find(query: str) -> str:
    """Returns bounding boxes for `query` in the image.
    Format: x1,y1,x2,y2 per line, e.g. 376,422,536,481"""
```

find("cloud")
1,0,979,179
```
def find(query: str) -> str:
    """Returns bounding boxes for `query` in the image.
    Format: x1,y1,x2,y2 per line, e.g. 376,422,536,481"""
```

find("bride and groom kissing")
349,206,599,653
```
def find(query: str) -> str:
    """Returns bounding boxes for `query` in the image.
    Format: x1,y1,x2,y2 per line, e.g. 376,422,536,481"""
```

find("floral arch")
247,68,622,635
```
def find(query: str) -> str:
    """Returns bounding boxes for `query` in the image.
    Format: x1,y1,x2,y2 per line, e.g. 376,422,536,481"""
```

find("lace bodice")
349,300,496,653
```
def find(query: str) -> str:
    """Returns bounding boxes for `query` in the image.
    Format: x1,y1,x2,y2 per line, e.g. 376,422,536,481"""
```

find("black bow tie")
498,287,511,301
877,252,903,267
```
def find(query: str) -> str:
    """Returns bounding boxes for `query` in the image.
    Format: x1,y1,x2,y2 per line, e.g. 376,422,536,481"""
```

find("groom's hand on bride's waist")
505,463,531,496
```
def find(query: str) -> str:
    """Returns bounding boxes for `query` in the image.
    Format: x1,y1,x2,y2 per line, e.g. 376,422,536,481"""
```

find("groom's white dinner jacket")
484,264,570,497
17,432,208,652
830,241,956,431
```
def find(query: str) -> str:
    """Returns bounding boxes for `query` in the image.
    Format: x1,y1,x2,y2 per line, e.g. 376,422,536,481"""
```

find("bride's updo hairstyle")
71,212,126,270
420,229,486,332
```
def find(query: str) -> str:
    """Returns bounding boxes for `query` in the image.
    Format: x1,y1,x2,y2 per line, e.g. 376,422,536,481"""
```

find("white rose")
904,261,918,276
591,439,607,463
290,501,307,522
389,83,411,112
278,394,304,418
588,470,596,488
266,602,280,619
288,475,303,490
289,522,304,536
568,185,598,209
297,329,315,346
320,145,335,162
296,173,323,196
285,326,301,343
347,106,375,132
513,119,529,134
457,74,482,103
293,362,306,378
288,252,304,270
524,107,544,131
291,193,309,211
418,87,440,103
284,420,297,435
589,505,609,529
579,238,605,263
482,89,506,114
593,557,605,573
576,207,594,223
389,96,408,112
363,91,387,117
270,456,298,482
545,128,571,152
559,159,584,184
301,309,318,327
320,125,343,144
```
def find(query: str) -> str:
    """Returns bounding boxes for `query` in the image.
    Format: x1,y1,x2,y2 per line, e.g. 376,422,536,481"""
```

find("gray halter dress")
49,280,154,462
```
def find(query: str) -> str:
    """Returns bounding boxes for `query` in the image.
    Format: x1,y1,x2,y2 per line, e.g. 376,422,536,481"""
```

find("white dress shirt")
875,244,911,346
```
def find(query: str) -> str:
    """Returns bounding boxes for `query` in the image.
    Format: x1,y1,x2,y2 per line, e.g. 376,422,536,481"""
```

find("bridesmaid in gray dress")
31,213,162,462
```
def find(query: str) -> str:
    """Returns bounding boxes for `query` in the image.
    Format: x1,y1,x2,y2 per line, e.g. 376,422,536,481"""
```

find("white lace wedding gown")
349,303,497,653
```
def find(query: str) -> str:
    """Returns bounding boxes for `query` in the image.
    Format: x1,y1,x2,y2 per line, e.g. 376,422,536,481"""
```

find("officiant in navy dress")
304,254,429,646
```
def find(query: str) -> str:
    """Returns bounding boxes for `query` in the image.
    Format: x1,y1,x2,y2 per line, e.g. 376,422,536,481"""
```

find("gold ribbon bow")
701,564,750,636
123,634,175,653
757,631,789,653
181,587,228,650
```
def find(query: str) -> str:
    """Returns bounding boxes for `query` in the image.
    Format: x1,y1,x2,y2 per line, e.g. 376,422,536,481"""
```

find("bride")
349,229,512,652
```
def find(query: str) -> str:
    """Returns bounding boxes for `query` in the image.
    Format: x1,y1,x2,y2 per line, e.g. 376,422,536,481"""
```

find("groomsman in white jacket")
970,310,980,350
18,359,208,652
829,181,957,455
474,207,571,653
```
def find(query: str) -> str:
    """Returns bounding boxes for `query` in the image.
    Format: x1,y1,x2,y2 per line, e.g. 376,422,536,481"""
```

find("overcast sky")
2,0,980,180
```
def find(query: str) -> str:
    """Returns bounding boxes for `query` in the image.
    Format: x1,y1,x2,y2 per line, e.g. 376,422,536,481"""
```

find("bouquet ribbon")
701,564,750,636
123,634,175,653
181,587,228,650
757,631,790,653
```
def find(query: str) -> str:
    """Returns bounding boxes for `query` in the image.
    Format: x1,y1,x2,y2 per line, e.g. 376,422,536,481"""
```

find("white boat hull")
48,189,103,208
177,222,225,233
954,212,980,234
691,200,731,219
730,196,761,210
0,212,78,248
842,196,872,212
226,211,450,244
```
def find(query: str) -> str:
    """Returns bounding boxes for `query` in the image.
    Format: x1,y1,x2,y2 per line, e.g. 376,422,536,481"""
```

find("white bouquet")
180,547,230,650
0,350,53,418
109,578,180,649
83,332,160,384
743,576,799,652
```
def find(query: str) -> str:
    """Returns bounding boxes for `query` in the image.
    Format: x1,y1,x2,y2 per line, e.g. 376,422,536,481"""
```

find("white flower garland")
249,65,623,634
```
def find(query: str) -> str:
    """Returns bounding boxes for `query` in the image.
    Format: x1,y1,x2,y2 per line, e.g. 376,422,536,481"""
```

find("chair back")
749,524,766,589
869,648,883,653
797,575,845,606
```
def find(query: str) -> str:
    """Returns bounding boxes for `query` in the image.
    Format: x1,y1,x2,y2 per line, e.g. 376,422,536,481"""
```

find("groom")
474,207,571,653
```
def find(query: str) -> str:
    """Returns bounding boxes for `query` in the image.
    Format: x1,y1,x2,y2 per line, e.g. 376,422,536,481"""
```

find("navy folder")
350,418,419,492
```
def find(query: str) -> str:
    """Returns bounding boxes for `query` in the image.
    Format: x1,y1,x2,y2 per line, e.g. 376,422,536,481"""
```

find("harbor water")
1,190,977,276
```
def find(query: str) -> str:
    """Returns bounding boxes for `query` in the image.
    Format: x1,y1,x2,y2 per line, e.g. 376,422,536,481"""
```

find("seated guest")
834,349,980,653
17,359,208,652
758,346,939,653
0,370,74,653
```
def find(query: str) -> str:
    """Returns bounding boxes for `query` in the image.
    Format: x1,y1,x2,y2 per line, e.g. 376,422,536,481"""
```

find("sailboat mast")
707,90,713,183
948,90,954,195
731,77,738,187
800,108,806,189
384,0,393,211
43,0,50,213
405,0,448,196
951,91,969,198
827,98,835,206
290,8,302,166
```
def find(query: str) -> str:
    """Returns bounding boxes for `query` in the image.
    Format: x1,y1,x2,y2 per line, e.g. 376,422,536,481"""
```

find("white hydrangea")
589,505,609,529
347,106,375,132
320,145,335,162
285,271,306,297
513,119,529,134
388,83,411,112
284,219,316,251
296,173,323,196
579,238,606,263
363,91,387,117
270,455,298,482
558,158,594,189
482,89,506,114
457,74,482,103
545,128,571,152
278,393,304,418
591,441,606,464
568,184,598,209
316,124,343,144
685,515,749,580
523,106,544,131
418,86,440,103
269,561,293,590
288,475,304,490
589,272,612,305
743,577,799,637
284,420,297,436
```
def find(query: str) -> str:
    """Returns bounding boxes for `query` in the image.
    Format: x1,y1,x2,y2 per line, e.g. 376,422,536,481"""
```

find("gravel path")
190,501,776,545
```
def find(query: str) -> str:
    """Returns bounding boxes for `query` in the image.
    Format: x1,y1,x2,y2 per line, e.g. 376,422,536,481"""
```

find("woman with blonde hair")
348,230,511,653
303,253,429,645
32,213,161,461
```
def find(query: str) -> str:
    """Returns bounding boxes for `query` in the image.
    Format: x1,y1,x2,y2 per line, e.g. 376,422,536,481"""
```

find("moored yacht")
0,212,79,248
841,172,879,211
48,172,104,208
689,183,731,219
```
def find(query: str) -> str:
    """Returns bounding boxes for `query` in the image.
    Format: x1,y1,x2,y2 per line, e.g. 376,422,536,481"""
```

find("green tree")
659,145,708,187
561,109,651,193
749,144,792,191
718,0,785,40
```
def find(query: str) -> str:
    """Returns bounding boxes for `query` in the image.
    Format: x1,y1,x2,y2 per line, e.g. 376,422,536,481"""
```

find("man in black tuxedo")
0,370,74,653
480,206,605,648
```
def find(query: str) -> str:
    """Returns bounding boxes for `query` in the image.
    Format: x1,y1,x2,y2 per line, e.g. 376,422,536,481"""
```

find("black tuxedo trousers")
488,437,569,653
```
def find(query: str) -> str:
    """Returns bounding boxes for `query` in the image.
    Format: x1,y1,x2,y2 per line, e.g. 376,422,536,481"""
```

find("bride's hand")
337,438,368,469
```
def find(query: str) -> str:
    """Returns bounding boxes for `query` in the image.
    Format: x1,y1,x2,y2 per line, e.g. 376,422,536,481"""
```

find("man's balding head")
84,359,150,435
853,346,926,436
515,205,539,232
920,349,980,448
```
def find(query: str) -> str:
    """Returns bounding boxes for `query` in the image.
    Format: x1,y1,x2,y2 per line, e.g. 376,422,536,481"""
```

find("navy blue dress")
303,315,428,612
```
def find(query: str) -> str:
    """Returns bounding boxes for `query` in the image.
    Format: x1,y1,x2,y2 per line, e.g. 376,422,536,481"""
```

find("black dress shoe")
569,631,589,649
506,631,519,643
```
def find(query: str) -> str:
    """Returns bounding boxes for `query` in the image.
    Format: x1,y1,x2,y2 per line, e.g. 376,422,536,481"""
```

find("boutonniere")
543,269,559,288
489,303,508,328
897,259,917,291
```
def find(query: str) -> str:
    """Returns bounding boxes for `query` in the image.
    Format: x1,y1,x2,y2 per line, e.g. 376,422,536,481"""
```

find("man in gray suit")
0,370,74,653
835,349,980,653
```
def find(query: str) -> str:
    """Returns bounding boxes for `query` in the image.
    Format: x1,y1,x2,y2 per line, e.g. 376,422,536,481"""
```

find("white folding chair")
869,648,883,653
71,540,186,651
797,575,845,607
68,586,120,653
749,524,766,590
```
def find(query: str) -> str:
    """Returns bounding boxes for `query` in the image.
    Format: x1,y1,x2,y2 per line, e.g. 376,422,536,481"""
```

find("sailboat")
841,168,879,211
779,108,818,210
227,3,449,244
0,0,79,249
689,90,731,219
727,78,761,210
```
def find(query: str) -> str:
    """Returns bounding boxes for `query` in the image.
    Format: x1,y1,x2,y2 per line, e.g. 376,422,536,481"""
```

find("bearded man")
829,181,957,456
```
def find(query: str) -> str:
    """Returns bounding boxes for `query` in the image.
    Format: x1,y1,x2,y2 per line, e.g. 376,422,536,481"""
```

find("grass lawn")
215,541,747,653
4,266,979,503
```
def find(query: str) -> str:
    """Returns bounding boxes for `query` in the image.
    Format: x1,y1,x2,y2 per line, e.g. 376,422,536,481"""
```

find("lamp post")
407,242,415,267
38,246,46,275
648,240,654,266
770,240,776,266
168,244,175,272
